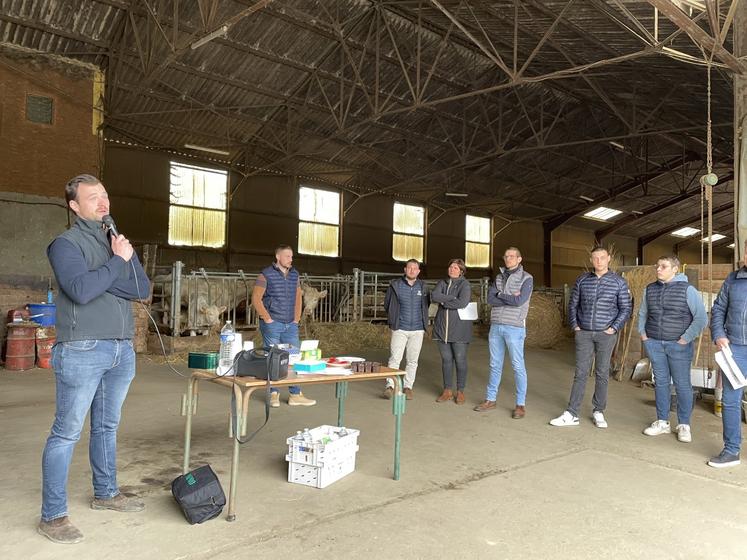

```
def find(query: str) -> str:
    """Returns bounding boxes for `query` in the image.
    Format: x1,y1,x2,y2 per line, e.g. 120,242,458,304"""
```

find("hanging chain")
706,60,713,175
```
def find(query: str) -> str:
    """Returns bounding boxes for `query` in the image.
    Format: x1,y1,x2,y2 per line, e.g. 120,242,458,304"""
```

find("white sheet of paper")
457,302,479,321
300,339,319,351
715,345,747,389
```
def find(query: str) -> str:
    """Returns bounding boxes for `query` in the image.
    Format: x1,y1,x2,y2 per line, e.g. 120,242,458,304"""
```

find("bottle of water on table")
219,320,235,374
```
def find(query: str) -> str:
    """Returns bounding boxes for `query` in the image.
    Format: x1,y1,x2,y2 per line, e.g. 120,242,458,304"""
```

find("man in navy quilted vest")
639,255,706,443
252,245,316,407
551,246,631,429
474,246,534,418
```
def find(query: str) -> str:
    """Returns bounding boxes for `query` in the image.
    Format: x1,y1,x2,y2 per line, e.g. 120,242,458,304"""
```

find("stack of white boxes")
285,425,360,489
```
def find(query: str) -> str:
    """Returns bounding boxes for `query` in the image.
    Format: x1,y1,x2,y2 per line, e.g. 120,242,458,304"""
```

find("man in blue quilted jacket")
551,246,631,428
708,244,747,468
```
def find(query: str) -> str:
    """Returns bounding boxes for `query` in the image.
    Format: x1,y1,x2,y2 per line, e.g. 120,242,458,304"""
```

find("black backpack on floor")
171,464,226,524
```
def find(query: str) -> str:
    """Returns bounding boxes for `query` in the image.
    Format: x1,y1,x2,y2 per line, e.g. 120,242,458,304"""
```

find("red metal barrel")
5,324,36,370
7,308,30,324
36,326,56,369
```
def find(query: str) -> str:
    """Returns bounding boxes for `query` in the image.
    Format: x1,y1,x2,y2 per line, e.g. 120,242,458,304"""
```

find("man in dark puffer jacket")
550,246,631,429
708,244,747,468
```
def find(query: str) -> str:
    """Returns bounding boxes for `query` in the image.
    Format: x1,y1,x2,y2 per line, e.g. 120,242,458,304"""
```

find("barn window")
168,162,227,247
393,202,424,262
298,186,340,257
465,215,490,268
26,95,54,124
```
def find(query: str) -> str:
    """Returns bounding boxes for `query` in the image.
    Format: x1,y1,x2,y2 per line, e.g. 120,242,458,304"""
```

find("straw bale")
525,293,563,349
305,322,391,356
131,302,151,354
245,322,391,357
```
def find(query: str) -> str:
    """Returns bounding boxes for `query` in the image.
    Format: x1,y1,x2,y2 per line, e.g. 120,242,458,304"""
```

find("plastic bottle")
219,320,236,372
303,428,312,444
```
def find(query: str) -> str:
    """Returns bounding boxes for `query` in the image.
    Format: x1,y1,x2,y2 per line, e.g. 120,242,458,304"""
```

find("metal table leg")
336,381,349,426
391,375,405,481
226,384,245,522
182,376,199,474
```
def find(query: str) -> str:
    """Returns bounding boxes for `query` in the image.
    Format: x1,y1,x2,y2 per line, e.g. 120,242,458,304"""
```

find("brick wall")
0,47,100,195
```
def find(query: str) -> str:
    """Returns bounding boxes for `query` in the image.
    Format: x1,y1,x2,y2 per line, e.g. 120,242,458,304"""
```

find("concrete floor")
1,337,746,560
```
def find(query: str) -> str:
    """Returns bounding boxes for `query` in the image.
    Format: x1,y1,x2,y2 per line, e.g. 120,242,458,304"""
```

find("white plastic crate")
287,455,357,489
285,425,360,488
285,425,360,467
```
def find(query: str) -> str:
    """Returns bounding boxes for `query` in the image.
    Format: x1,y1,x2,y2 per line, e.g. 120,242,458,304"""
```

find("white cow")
301,283,328,322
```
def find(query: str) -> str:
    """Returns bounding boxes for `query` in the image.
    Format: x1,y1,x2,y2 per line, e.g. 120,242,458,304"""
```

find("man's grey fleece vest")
490,266,532,328
54,219,135,342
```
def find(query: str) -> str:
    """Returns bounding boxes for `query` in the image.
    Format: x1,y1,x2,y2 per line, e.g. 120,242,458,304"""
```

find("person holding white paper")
709,246,747,468
431,259,472,405
638,255,707,443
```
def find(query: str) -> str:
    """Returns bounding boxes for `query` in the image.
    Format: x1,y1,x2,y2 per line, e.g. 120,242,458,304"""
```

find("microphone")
102,215,119,237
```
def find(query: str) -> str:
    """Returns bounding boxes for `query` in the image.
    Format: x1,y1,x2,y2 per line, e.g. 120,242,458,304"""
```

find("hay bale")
131,302,150,354
526,293,563,349
305,322,391,356
246,322,391,357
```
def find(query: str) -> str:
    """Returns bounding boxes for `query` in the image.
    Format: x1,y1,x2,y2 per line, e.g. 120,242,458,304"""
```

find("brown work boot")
288,392,316,406
404,388,414,400
38,516,84,544
473,400,496,412
91,493,145,512
382,386,394,399
512,405,526,419
436,388,453,402
455,391,465,405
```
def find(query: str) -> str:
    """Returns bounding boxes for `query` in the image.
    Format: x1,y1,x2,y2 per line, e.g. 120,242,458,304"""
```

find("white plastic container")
285,425,360,488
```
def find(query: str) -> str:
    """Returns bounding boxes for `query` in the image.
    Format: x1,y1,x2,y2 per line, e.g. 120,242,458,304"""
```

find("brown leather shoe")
473,400,496,412
436,388,453,402
512,405,526,419
455,391,465,405
91,493,145,512
404,388,414,400
38,516,84,544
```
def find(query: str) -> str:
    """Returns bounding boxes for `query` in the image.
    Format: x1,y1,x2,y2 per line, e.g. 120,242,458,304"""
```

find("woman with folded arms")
431,259,473,405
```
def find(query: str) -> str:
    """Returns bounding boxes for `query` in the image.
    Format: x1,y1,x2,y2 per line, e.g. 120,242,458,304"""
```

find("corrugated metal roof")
0,0,739,242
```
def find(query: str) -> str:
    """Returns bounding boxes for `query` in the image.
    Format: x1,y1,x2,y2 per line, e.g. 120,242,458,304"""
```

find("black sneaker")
707,450,741,469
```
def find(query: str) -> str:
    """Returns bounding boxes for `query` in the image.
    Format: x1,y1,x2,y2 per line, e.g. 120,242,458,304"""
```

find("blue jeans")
41,339,136,521
259,320,301,394
644,339,694,425
721,343,747,455
486,324,527,405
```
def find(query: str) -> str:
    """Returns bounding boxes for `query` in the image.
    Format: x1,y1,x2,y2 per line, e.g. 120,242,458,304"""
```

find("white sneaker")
270,392,280,408
592,411,608,429
676,424,692,443
643,419,671,436
550,411,579,427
